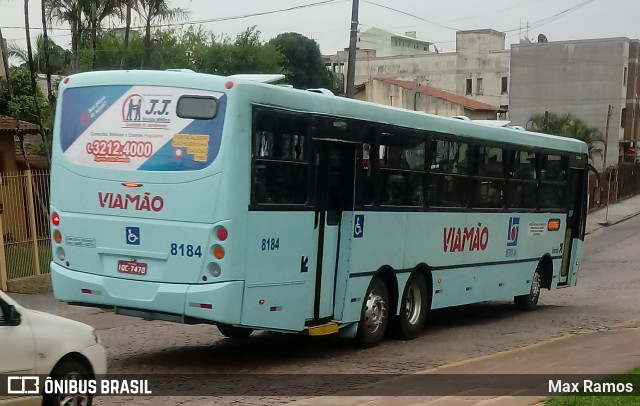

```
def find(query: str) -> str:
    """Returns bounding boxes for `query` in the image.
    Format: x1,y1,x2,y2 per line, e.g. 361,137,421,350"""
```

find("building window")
466,79,472,95
622,107,626,128
624,67,628,85
501,77,508,94
476,78,483,95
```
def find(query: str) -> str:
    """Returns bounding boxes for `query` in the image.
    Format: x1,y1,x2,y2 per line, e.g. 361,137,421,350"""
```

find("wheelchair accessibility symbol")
353,215,365,238
126,227,140,245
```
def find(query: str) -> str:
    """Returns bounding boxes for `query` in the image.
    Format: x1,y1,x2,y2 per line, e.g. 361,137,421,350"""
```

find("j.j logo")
507,217,520,247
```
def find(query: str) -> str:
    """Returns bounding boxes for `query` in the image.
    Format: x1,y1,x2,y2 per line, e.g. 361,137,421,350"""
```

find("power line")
2,0,348,32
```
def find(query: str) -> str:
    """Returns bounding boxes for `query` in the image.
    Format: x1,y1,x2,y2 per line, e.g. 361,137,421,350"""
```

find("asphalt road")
78,215,640,405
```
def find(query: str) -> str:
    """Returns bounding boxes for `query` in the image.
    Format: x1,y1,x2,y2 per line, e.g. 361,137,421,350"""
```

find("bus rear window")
177,96,217,119
59,85,226,172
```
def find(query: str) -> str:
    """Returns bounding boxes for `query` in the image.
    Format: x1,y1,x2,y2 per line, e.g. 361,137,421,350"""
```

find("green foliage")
193,27,284,75
79,26,284,75
0,67,51,127
529,112,605,160
8,35,72,74
268,32,335,91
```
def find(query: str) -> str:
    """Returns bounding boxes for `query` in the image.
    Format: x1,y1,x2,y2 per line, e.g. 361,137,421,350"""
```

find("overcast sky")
1,0,638,58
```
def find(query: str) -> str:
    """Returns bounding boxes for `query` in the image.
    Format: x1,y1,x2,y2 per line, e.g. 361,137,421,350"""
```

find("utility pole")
604,104,613,224
603,104,613,171
345,0,359,98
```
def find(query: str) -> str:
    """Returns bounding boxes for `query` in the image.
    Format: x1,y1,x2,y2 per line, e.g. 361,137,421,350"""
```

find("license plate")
117,260,147,276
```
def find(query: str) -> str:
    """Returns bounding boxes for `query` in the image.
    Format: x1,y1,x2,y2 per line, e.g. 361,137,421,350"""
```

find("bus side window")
252,113,309,205
378,129,425,206
357,143,375,206
428,139,468,207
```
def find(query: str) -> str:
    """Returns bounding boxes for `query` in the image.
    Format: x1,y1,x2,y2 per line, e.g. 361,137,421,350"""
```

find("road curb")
600,210,640,227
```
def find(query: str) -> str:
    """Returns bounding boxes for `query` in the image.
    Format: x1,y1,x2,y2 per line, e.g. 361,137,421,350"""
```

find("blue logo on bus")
507,217,519,247
126,227,140,245
354,215,365,238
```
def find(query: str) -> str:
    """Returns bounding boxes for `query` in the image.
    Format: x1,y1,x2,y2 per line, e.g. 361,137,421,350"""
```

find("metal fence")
0,170,51,291
588,163,640,210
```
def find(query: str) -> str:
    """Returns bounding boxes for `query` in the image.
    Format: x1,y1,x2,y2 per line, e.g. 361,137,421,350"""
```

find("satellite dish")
538,34,548,43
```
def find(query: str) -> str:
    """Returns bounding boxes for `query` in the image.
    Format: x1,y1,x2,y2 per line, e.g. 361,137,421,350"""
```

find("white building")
358,28,432,57
326,29,510,112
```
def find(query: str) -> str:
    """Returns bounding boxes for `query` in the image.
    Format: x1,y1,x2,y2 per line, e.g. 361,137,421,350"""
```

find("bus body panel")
51,263,244,324
49,70,588,338
568,240,583,287
242,211,317,330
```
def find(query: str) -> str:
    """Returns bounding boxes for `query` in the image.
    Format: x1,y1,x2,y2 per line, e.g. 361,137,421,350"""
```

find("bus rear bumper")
51,263,243,324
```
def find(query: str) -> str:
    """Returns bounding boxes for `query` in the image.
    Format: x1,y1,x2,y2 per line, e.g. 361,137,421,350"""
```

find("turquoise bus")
50,70,588,347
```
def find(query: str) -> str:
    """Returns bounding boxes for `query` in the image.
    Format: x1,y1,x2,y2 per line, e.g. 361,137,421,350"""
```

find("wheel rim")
56,372,90,406
404,281,422,325
364,289,386,334
531,272,541,301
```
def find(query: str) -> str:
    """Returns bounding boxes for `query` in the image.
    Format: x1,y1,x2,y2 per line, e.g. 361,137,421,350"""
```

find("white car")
0,290,107,406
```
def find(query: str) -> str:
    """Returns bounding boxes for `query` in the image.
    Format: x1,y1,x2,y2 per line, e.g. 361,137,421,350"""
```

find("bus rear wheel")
356,277,390,348
217,324,254,339
515,269,542,311
392,272,429,339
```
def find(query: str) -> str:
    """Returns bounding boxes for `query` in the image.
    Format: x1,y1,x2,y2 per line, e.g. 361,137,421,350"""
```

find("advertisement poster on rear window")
60,85,226,171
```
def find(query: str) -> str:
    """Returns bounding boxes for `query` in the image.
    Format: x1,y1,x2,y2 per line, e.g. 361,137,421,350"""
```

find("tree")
529,112,605,161
46,0,86,71
268,32,335,91
0,68,52,160
7,35,71,74
193,27,284,75
24,0,49,162
135,0,188,68
119,0,137,68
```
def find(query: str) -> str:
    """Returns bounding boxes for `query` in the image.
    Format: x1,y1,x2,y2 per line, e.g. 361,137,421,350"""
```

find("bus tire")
392,272,428,340
217,324,254,339
356,277,390,348
515,268,542,311
43,359,93,406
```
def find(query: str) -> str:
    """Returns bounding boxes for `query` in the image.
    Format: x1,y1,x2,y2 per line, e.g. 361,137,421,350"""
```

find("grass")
545,367,640,405
5,242,52,280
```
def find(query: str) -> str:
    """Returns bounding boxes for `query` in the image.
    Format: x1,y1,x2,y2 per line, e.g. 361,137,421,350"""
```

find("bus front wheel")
217,324,254,339
392,272,429,339
356,277,390,348
515,269,542,311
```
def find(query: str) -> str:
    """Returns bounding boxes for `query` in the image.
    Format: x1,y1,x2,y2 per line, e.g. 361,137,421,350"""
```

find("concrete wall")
509,38,631,171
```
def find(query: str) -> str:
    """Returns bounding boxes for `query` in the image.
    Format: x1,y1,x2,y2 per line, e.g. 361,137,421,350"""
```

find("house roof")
377,78,503,112
0,115,41,135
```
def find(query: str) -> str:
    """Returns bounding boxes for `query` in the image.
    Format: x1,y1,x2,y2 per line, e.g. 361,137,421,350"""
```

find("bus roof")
61,70,588,155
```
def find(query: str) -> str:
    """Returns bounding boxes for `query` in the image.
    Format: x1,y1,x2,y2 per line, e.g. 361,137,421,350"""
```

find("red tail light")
215,226,228,241
51,212,60,226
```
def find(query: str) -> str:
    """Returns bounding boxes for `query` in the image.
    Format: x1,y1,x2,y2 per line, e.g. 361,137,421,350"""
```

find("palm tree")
85,0,122,70
529,112,605,161
120,0,137,69
136,0,188,68
23,0,50,163
0,25,10,80
46,0,86,71
41,0,55,121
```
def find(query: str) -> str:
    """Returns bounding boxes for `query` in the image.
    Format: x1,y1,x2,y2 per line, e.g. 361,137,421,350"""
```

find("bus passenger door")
559,156,588,286
313,141,356,321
